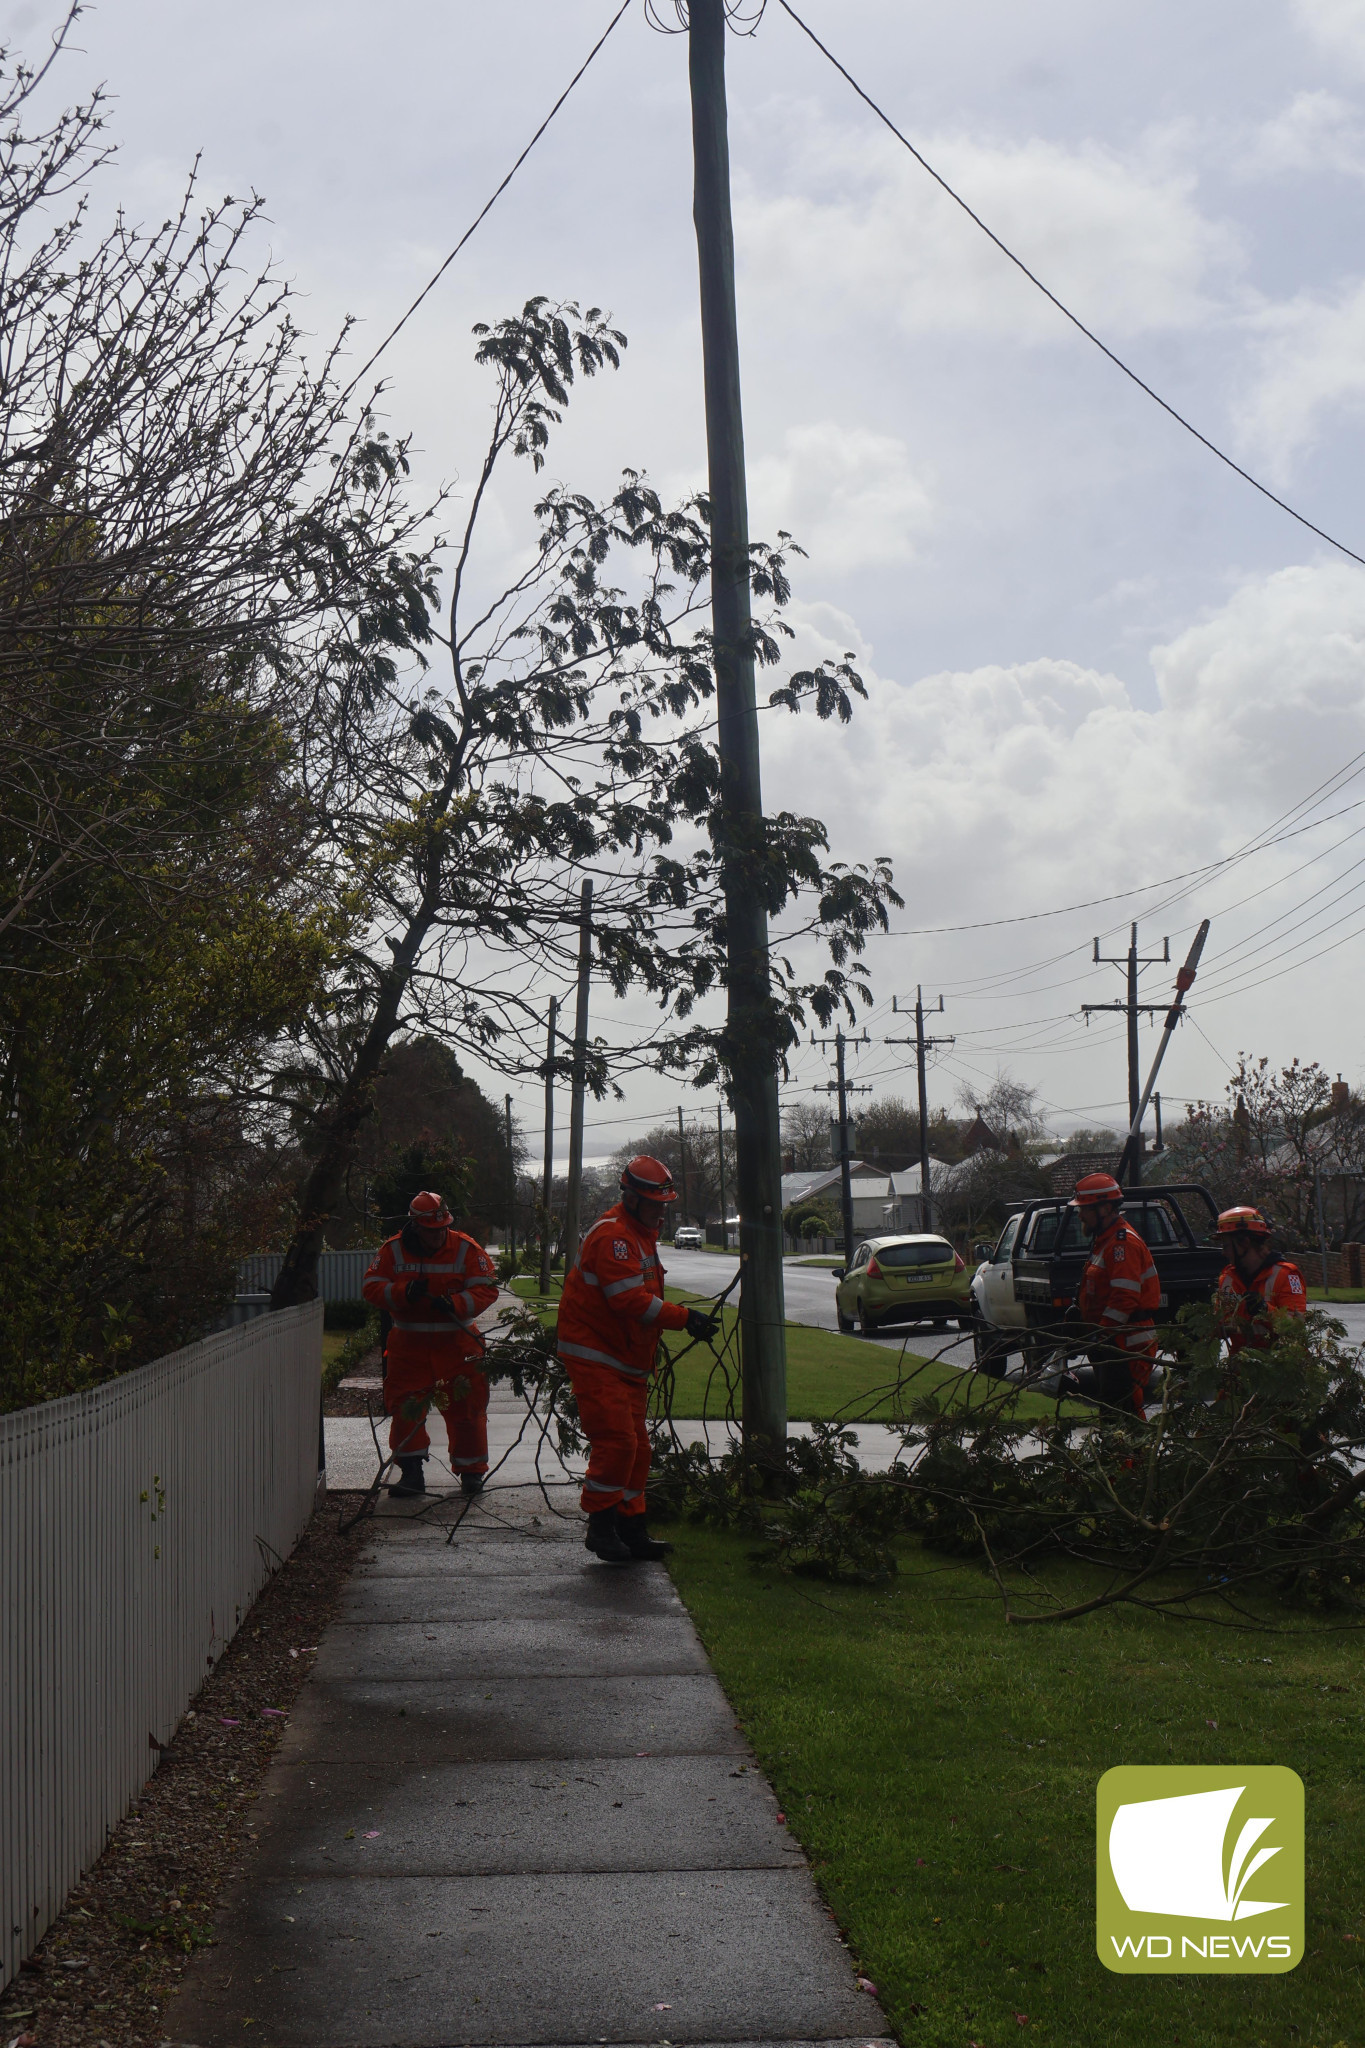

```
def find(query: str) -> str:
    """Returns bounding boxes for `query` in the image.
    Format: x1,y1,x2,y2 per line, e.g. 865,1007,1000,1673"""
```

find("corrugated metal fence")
0,1302,323,1990
237,1249,376,1302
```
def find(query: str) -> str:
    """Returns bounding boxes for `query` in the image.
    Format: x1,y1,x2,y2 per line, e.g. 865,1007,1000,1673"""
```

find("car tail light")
867,1256,882,1277
953,1251,964,1272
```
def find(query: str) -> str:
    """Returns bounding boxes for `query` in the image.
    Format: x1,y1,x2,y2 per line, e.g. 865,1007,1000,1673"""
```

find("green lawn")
511,1279,1065,1424
667,1523,1365,2048
658,1310,1071,1424
1307,1287,1365,1303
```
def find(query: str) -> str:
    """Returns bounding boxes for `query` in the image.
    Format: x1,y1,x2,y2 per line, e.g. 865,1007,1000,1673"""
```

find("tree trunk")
269,918,433,1308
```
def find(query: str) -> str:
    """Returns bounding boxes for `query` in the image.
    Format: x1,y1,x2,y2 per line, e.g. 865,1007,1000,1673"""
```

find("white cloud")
760,564,1365,1059
1235,277,1365,471
1250,88,1365,176
1295,0,1365,72
747,422,934,571
737,116,1240,343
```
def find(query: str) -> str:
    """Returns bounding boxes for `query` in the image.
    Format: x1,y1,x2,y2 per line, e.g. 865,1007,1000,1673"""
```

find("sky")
16,0,1365,1164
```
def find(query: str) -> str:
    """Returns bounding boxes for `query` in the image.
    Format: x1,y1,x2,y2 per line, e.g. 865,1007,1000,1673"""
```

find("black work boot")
618,1516,673,1561
584,1508,632,1564
387,1454,426,1497
459,1472,486,1498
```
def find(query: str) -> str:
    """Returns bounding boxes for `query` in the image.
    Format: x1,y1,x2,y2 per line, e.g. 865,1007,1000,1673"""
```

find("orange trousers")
384,1350,489,1474
567,1360,649,1518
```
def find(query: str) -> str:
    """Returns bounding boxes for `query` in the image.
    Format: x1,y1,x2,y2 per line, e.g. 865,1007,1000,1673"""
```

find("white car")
672,1224,705,1249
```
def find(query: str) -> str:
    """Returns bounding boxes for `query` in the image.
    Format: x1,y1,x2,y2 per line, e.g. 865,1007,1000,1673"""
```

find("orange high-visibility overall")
362,1226,499,1472
556,1202,690,1517
1216,1257,1307,1355
1077,1215,1161,1416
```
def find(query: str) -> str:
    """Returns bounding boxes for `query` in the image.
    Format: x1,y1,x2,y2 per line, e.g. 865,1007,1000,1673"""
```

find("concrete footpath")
163,1479,893,2048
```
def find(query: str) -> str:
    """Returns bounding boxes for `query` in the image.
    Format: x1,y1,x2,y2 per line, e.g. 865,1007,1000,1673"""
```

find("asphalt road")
662,1244,977,1364
660,1244,1365,1371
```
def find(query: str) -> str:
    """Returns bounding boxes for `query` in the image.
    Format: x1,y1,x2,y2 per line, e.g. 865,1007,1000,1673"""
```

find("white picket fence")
0,1302,323,1990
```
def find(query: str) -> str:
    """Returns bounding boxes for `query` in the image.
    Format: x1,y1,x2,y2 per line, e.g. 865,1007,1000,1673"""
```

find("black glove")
405,1276,428,1303
685,1308,721,1342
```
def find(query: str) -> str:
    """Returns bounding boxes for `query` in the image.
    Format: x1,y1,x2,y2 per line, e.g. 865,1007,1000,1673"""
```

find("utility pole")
811,1029,871,1264
886,987,954,1230
505,1094,517,1266
676,1105,690,1224
539,997,558,1297
562,881,594,1271
1082,923,1170,1186
689,0,786,1460
716,1102,728,1248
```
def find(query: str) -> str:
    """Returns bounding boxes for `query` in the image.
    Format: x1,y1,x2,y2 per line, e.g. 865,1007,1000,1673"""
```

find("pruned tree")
270,299,898,1303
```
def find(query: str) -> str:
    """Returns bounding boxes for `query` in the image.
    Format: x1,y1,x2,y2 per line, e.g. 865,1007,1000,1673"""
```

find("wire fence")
0,1302,323,1990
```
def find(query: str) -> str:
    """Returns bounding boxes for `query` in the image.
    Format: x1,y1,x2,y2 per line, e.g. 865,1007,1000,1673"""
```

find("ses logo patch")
1096,1767,1303,1974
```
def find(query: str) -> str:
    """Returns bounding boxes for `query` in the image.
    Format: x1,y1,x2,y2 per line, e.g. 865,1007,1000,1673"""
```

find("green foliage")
897,1304,1365,1618
324,1312,381,1393
370,1141,476,1232
782,1198,840,1238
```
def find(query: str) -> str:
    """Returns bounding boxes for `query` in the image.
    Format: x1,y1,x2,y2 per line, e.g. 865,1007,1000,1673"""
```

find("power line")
339,0,633,402
773,0,1365,570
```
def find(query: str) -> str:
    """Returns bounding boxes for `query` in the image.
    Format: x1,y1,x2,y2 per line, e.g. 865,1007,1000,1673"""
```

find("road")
662,1244,977,1364
660,1244,1365,1370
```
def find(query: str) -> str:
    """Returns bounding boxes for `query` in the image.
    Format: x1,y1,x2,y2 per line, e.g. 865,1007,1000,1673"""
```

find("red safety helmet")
620,1155,679,1203
408,1190,452,1228
1216,1205,1272,1238
1071,1171,1124,1208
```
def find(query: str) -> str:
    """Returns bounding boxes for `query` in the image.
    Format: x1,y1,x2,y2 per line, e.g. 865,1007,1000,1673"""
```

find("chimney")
1332,1075,1351,1115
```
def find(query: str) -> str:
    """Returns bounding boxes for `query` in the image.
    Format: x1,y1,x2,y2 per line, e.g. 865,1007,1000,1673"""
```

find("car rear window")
876,1240,956,1269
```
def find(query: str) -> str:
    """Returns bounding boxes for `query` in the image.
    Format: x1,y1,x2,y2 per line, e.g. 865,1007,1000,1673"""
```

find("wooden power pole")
562,880,594,1271
539,997,558,1297
688,0,787,1461
885,988,954,1231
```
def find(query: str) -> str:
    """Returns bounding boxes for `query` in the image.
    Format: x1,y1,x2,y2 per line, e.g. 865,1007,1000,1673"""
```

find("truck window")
993,1215,1021,1262
1120,1203,1181,1248
1028,1212,1060,1254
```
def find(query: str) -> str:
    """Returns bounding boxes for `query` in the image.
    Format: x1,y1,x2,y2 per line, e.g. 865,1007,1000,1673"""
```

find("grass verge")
666,1522,1365,2048
507,1282,1064,1425
659,1310,1072,1425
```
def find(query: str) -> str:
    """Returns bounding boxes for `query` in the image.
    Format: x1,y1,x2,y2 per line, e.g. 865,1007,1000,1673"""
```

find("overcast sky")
20,0,1365,1162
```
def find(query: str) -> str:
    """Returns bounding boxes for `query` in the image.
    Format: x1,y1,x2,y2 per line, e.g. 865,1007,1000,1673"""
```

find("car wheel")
836,1299,854,1334
857,1301,880,1339
972,1325,1010,1379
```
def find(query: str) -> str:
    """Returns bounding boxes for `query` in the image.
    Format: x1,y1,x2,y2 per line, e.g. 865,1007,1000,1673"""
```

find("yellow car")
833,1233,971,1338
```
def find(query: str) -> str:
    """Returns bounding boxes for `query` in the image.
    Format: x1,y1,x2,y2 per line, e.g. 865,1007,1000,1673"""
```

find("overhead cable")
340,0,633,402
773,0,1365,571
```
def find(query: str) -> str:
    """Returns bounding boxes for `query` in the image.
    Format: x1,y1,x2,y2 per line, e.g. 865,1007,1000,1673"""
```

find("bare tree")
955,1071,1046,1145
781,1101,833,1170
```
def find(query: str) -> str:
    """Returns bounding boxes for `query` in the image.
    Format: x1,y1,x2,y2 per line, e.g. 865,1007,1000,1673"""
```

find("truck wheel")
857,1301,880,1339
972,1325,1009,1378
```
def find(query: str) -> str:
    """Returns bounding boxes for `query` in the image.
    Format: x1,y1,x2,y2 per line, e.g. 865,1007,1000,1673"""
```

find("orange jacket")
362,1225,499,1373
1077,1216,1161,1352
556,1202,690,1381
1216,1257,1307,1353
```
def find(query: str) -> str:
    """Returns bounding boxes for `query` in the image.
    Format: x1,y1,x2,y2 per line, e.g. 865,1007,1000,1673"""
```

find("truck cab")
969,1183,1223,1375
